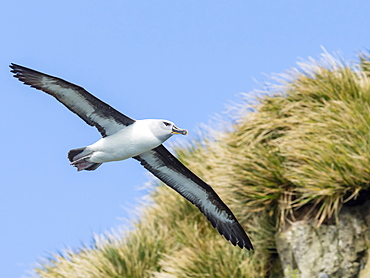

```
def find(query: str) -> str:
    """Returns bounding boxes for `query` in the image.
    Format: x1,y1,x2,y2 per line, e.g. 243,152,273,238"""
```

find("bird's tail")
68,147,102,171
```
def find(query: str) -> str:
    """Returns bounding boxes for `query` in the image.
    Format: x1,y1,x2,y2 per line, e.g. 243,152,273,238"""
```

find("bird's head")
148,119,188,142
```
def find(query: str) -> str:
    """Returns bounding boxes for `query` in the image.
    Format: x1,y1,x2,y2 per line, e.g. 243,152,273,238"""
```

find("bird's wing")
10,63,135,137
134,145,253,249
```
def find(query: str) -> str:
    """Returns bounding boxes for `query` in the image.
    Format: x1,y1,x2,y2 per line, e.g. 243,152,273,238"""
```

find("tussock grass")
34,52,370,277
218,52,370,226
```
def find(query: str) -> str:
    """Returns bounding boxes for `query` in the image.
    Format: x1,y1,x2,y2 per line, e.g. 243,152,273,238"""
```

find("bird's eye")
163,122,171,126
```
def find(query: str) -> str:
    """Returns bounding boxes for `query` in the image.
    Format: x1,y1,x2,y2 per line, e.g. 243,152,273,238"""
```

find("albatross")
10,63,253,250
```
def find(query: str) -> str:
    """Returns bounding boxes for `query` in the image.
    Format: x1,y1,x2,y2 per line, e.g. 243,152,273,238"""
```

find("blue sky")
1,1,370,277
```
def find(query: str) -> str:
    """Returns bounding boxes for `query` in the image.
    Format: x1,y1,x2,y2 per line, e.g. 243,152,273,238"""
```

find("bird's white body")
87,119,169,163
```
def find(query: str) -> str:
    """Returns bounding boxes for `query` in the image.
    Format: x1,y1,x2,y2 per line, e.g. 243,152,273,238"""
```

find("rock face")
275,201,370,278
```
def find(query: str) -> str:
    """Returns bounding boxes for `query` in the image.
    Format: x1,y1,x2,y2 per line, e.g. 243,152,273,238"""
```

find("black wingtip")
235,235,253,250
10,63,21,70
228,224,253,250
10,63,26,76
10,63,18,73
10,63,38,74
241,238,254,250
210,217,253,250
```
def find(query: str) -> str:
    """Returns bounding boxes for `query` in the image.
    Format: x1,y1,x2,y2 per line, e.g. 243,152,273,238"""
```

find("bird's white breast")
87,120,166,163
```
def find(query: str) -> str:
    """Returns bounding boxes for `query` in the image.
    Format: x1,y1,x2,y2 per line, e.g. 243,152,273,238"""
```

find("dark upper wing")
10,63,135,137
134,145,253,249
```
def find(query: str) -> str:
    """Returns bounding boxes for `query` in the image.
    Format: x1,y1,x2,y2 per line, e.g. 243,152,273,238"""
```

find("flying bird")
10,63,253,250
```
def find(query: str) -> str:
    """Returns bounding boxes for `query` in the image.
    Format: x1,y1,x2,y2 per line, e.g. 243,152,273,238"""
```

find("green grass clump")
34,52,370,277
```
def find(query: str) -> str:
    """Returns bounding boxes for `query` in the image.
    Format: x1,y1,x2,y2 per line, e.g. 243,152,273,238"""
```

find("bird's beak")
172,125,188,135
